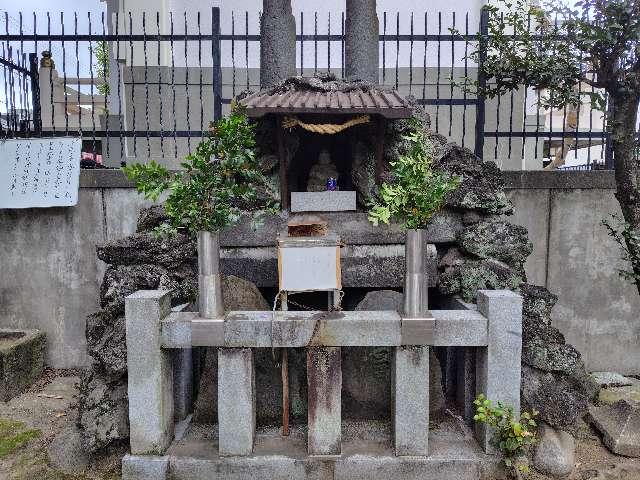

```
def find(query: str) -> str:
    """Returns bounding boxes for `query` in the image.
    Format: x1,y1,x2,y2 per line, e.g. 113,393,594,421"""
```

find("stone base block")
0,329,46,402
290,191,357,212
162,419,499,480
122,454,168,480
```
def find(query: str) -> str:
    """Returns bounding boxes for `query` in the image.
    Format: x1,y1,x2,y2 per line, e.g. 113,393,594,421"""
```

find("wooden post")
276,116,289,210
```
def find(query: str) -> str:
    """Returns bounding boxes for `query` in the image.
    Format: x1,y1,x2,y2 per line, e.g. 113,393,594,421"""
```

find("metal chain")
274,290,344,312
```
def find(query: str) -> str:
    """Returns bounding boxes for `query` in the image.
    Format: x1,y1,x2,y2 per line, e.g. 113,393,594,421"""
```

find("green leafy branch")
123,111,278,236
450,0,609,110
474,394,538,477
368,119,461,230
94,41,110,96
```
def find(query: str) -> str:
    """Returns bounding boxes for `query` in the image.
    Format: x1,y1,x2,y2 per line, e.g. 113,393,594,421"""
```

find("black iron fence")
0,7,632,169
0,48,39,136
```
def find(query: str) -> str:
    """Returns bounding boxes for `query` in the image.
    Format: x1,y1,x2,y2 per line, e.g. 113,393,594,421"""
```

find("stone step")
123,420,501,480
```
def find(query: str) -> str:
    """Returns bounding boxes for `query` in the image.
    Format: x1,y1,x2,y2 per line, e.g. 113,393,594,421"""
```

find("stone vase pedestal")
197,230,224,318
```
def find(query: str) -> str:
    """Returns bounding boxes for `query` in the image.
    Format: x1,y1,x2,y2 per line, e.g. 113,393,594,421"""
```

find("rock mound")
520,283,599,430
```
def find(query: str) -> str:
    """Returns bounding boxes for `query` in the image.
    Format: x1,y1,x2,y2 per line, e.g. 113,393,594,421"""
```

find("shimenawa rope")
281,115,370,134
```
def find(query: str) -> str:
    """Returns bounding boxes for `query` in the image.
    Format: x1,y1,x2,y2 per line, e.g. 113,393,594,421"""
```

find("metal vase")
403,229,429,317
197,230,224,318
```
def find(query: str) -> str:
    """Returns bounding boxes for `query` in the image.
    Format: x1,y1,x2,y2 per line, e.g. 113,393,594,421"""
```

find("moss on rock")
458,220,533,274
439,258,524,302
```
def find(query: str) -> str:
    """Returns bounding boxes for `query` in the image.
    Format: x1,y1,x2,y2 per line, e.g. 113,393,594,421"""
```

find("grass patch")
0,418,42,458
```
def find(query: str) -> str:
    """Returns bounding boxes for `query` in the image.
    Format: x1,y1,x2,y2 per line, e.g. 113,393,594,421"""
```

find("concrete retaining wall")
0,170,638,373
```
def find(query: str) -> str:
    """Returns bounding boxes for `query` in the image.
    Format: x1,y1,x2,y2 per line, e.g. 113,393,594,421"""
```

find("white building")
32,0,606,169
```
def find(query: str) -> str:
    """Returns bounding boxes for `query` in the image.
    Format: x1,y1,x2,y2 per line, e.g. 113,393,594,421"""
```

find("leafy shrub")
368,120,461,229
474,394,538,476
123,112,277,235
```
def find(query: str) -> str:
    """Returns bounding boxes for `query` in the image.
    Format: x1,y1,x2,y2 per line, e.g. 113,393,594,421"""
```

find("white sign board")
278,245,341,292
0,138,81,208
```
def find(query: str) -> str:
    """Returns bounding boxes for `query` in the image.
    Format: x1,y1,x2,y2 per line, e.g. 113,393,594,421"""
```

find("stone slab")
431,310,488,346
590,371,635,388
218,348,255,456
224,311,273,347
163,417,498,480
161,309,490,348
220,211,463,247
307,347,342,455
291,191,357,212
122,454,169,480
393,346,430,456
335,455,481,480
220,244,438,288
587,400,640,458
502,170,616,190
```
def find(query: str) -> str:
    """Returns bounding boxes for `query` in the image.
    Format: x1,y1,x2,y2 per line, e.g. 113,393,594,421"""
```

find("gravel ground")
0,369,124,480
1,370,638,480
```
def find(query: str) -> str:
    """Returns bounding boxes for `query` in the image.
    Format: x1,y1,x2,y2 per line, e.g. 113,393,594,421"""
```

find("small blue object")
326,177,338,191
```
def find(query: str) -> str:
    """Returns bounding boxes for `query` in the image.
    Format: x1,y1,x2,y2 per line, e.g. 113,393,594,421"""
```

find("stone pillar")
173,348,193,422
307,347,342,455
475,290,523,453
125,290,174,455
345,0,379,83
218,348,255,456
260,0,296,89
455,346,476,425
393,346,430,456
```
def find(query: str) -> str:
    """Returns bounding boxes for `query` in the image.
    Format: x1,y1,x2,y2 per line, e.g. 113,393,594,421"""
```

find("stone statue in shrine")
306,149,339,192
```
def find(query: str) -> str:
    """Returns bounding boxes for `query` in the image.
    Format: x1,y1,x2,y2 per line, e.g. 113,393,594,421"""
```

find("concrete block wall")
504,172,640,373
0,170,638,373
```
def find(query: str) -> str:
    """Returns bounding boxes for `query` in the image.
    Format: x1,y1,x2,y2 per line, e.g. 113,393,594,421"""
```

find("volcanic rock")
439,258,524,302
96,232,196,269
458,221,533,274
77,369,129,453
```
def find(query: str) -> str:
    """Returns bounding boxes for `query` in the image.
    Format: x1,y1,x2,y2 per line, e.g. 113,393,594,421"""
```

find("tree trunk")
610,92,640,296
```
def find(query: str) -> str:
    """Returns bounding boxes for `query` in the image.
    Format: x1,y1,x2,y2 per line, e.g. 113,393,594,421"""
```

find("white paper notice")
0,137,81,208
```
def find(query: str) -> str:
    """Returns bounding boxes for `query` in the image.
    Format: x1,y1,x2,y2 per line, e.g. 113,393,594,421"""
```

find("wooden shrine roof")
239,87,412,119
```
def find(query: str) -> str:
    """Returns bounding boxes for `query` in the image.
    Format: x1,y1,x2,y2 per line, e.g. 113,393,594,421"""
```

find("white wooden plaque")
0,138,81,208
278,245,341,292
